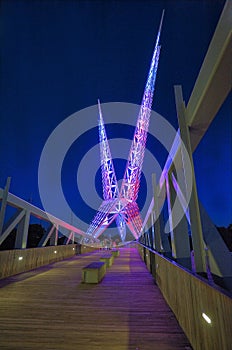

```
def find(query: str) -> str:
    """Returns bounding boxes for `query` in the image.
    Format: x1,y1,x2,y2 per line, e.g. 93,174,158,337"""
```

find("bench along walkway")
82,261,106,283
0,248,192,350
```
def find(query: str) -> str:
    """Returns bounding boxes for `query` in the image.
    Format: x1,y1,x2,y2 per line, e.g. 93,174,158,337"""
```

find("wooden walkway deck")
0,248,192,350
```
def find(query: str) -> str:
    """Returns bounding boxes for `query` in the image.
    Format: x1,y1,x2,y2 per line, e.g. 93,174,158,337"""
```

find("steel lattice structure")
86,11,164,243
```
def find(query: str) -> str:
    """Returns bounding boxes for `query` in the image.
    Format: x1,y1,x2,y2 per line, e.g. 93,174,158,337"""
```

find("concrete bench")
111,249,120,257
100,254,114,268
82,262,106,283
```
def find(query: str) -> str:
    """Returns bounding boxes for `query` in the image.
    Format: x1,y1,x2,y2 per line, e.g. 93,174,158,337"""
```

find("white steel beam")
0,177,11,236
0,209,25,245
65,231,74,245
174,85,206,273
158,1,231,192
15,210,30,249
171,172,190,226
39,224,56,247
152,173,163,252
186,0,232,151
0,189,88,238
50,224,58,246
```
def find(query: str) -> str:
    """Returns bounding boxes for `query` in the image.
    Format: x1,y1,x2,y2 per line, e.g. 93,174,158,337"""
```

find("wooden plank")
0,248,192,349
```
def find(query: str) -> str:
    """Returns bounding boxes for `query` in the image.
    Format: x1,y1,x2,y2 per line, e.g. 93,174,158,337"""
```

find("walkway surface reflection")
0,248,192,349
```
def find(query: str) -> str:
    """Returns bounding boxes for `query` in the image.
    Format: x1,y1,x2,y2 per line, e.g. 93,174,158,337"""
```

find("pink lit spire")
98,99,119,200
86,11,164,243
120,10,164,202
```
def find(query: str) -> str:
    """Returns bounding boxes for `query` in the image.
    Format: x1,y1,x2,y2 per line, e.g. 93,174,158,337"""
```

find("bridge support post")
15,210,30,249
50,224,58,246
65,231,75,245
144,223,151,247
151,210,155,250
166,173,191,269
0,177,11,236
174,85,206,273
152,173,163,252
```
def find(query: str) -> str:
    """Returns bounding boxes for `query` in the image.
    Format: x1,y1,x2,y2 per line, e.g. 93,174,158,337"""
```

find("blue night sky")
0,0,231,229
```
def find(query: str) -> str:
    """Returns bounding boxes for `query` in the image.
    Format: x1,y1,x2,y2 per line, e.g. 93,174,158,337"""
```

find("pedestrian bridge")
0,243,232,350
0,2,231,349
0,247,191,350
0,244,231,350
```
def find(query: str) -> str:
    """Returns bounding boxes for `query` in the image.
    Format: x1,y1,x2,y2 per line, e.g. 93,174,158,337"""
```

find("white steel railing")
0,181,96,249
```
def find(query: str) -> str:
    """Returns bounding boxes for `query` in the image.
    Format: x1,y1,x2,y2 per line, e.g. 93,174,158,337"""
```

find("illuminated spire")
98,100,119,200
86,11,164,243
120,10,164,202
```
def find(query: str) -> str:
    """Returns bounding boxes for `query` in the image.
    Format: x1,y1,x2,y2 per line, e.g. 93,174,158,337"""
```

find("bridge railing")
0,243,96,280
138,243,232,350
0,179,95,250
0,179,98,279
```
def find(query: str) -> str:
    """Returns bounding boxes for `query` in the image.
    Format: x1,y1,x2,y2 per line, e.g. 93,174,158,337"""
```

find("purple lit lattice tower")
86,11,164,243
